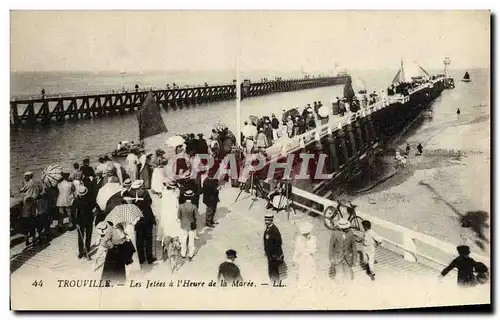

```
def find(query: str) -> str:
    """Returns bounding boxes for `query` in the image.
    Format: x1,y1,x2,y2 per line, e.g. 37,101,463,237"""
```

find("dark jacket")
177,202,198,231
218,261,243,282
329,229,357,266
81,165,96,180
73,194,95,224
264,224,284,261
197,138,209,155
271,118,280,129
202,178,219,207
441,256,477,286
131,189,156,225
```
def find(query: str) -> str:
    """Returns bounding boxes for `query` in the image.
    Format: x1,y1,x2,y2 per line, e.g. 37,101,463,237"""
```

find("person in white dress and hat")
328,218,357,295
292,221,317,288
159,180,182,244
125,149,139,181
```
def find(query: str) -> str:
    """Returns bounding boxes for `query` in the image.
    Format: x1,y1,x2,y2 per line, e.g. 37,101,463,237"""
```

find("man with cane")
73,185,95,259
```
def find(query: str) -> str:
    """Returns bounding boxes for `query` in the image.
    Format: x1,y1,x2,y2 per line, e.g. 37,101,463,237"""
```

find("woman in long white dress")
292,222,317,288
151,150,167,195
158,180,182,243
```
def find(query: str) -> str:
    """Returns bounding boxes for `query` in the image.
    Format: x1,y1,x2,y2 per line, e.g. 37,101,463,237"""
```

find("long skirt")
101,246,127,283
151,167,164,194
139,166,152,189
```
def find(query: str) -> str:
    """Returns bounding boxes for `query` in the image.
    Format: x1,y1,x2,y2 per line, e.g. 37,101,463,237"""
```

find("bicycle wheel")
323,205,342,230
349,216,365,237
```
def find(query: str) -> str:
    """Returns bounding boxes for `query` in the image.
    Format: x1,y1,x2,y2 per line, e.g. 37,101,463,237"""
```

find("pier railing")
291,186,490,271
10,75,349,126
268,79,436,157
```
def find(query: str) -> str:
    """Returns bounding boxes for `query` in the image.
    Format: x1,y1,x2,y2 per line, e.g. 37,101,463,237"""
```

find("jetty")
10,75,348,126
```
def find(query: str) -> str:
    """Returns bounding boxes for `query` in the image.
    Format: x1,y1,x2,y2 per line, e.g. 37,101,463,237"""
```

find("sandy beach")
353,107,490,256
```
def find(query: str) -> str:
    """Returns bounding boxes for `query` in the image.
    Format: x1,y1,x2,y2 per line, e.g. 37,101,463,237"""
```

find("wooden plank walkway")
10,186,489,310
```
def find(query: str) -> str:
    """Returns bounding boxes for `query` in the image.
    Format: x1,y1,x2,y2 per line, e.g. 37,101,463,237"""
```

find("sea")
9,68,489,195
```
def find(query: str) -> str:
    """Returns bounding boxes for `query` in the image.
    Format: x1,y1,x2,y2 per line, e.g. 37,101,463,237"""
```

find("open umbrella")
41,163,63,188
105,204,143,226
166,135,185,148
242,125,257,138
283,109,300,121
104,190,126,215
249,115,259,126
96,182,122,211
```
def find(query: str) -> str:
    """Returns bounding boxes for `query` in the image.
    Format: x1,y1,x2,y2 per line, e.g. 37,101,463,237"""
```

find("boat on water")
462,71,471,82
112,144,145,157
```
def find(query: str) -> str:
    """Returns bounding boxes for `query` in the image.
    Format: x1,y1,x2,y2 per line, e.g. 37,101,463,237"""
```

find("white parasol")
166,135,185,148
242,125,257,138
96,182,122,211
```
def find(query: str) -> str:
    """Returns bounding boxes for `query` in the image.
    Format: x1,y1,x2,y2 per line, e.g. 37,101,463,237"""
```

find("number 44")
32,280,43,287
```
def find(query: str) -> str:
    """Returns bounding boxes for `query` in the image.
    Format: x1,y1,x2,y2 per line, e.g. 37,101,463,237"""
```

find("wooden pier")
10,75,348,126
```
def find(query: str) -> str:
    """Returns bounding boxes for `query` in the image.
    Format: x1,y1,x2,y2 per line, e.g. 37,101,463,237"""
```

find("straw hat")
337,219,351,229
78,185,88,196
24,171,33,176
131,180,144,190
96,221,112,236
184,189,194,197
166,180,177,189
264,214,274,222
123,178,132,188
298,222,313,235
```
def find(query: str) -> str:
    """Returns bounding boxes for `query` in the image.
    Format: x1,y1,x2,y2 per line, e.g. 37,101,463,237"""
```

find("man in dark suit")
202,177,220,227
73,185,95,259
263,214,287,282
329,219,357,294
177,190,198,261
129,180,157,265
217,249,243,283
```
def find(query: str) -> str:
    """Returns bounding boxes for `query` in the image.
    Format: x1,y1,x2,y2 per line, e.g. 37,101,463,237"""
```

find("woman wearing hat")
159,180,182,242
56,171,76,231
292,221,317,288
19,171,42,245
125,149,139,181
95,221,135,283
151,149,167,195
73,185,95,259
256,127,268,150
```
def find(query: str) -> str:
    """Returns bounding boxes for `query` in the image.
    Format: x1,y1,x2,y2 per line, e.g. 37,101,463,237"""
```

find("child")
441,245,476,287
361,220,383,280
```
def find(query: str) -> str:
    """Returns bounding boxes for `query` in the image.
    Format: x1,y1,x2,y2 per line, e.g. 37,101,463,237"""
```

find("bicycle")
323,200,365,235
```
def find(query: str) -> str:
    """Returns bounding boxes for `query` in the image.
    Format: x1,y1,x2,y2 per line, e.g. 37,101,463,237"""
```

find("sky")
10,10,490,73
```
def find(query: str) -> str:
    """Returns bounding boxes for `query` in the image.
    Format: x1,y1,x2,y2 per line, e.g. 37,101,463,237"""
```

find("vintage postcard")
9,10,491,310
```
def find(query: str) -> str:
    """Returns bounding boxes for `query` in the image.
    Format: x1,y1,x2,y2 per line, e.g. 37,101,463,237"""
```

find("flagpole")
235,22,242,147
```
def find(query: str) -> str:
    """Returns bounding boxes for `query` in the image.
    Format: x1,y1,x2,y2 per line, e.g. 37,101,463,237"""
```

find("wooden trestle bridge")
10,75,348,126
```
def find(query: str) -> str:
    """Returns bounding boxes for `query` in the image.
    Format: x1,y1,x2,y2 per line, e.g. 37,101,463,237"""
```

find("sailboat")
112,91,168,157
462,71,471,82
